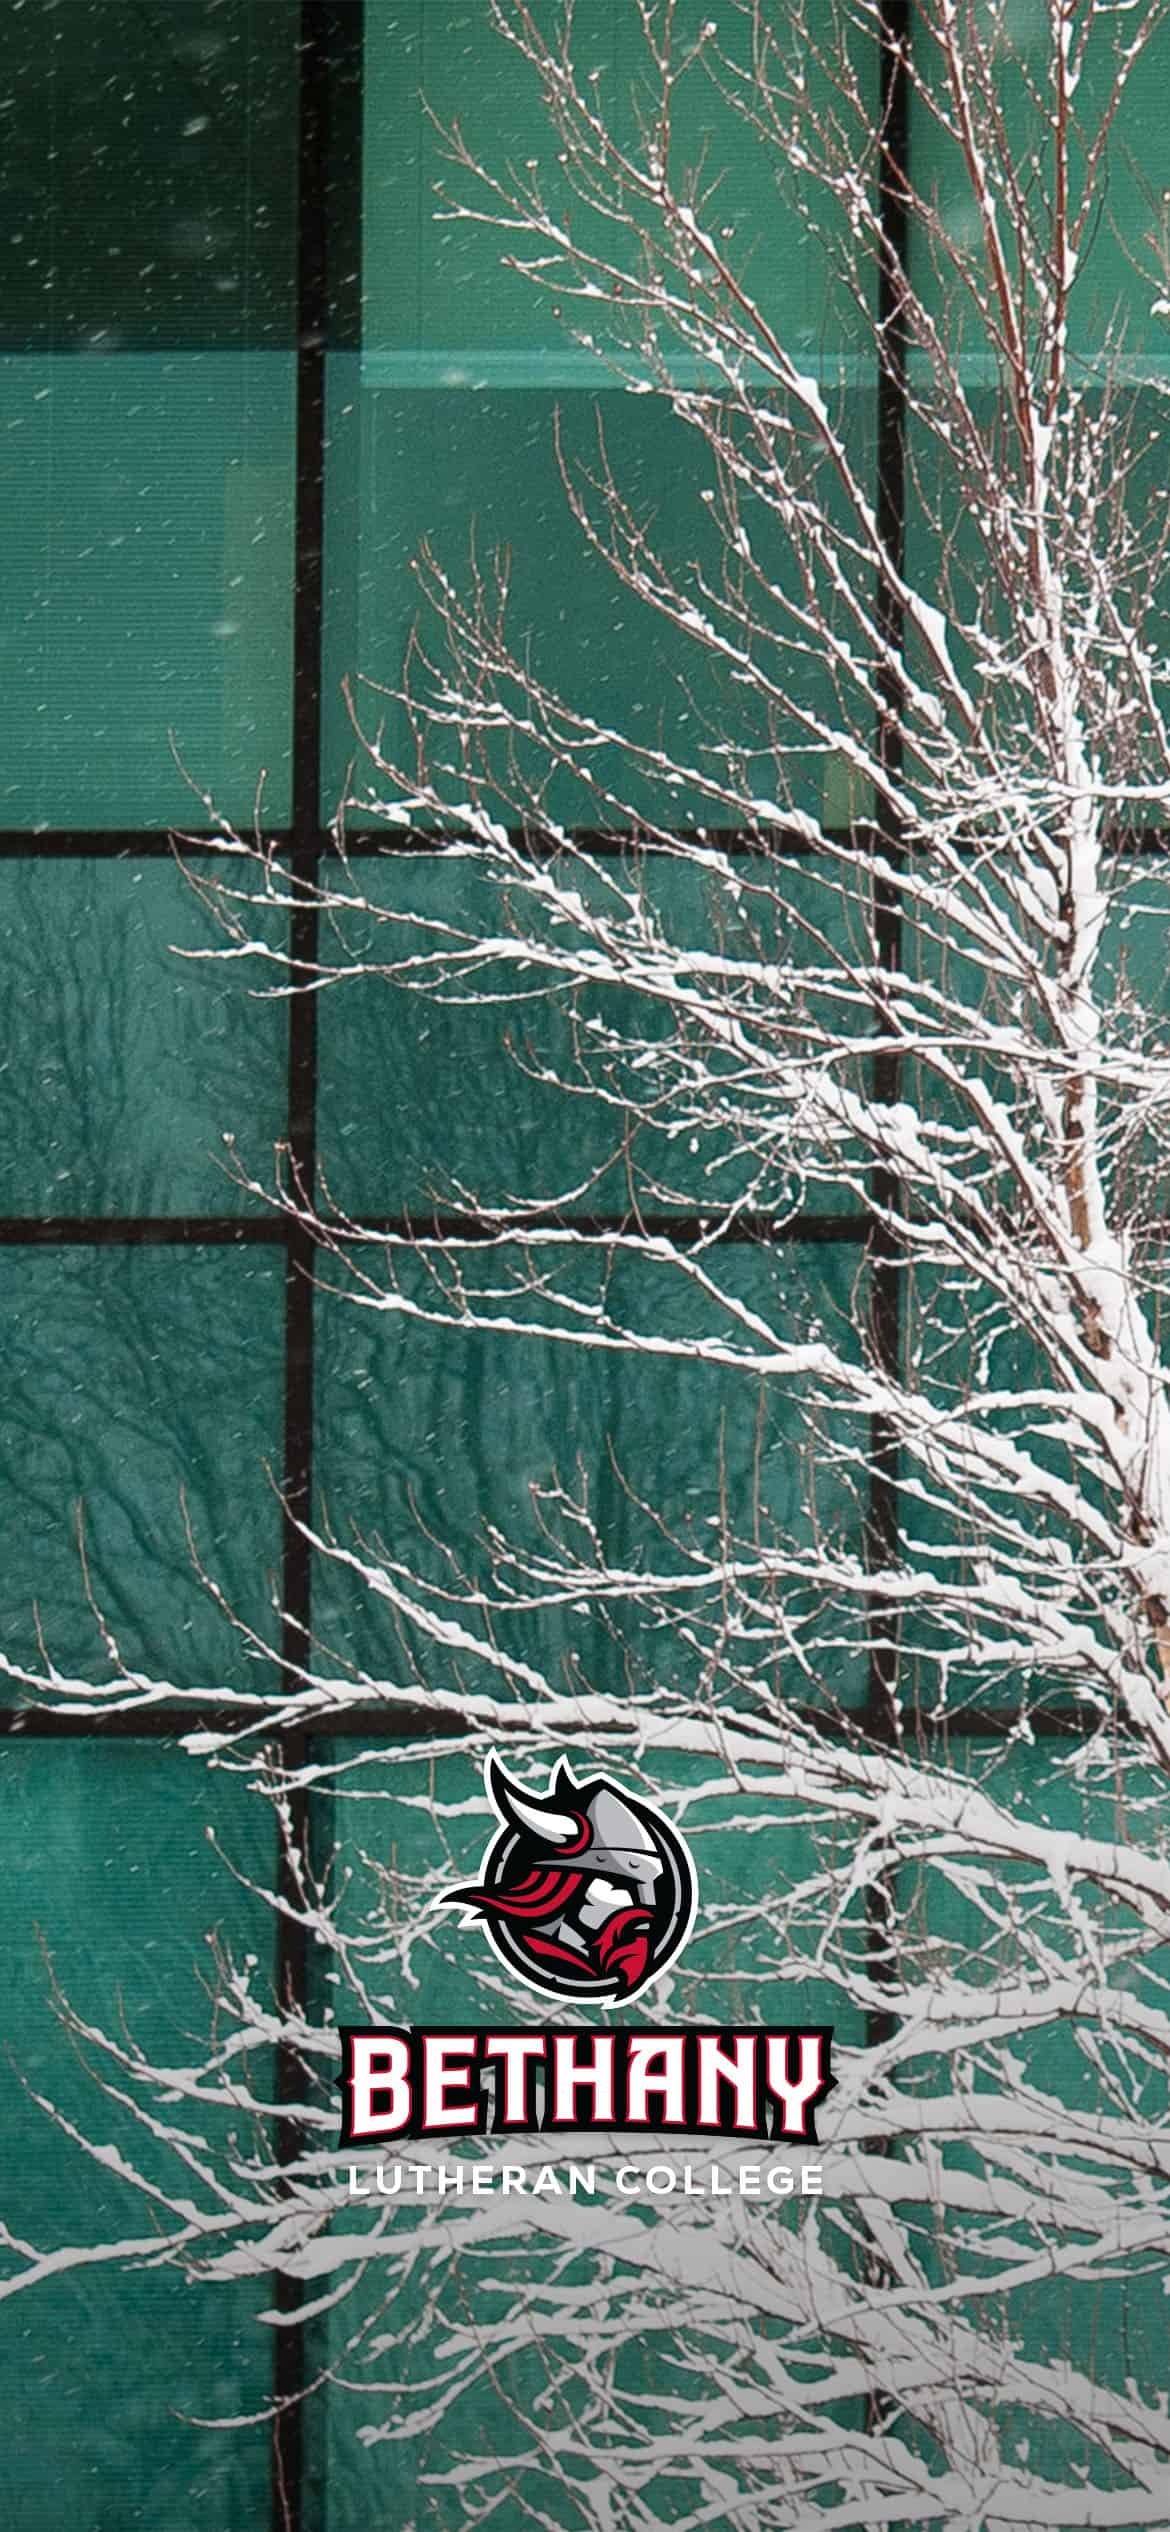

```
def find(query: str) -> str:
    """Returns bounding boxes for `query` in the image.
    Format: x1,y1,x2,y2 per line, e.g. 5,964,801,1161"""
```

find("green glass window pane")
322,371,875,828
900,846,1170,1209
0,1741,273,2531
1065,34,1170,362
327,9,877,825
1103,854,1170,1007
896,1735,1168,2501
893,851,1170,1725
898,1259,1090,1721
0,1247,283,1691
315,846,871,1219
305,1739,863,2529
1101,854,1170,1224
907,11,1170,367
0,353,295,829
0,860,287,1217
313,1238,869,1710
363,2,869,364
903,385,1169,796
0,0,298,352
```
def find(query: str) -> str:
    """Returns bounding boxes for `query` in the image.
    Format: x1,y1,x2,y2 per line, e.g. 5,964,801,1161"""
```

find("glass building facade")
2,5,1168,2527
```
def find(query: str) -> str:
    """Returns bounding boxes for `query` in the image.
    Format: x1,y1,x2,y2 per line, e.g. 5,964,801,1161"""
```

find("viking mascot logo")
443,1753,697,2004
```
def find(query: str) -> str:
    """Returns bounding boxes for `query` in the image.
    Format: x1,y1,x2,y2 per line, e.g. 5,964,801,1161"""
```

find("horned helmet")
487,1754,667,1909
443,1751,697,2003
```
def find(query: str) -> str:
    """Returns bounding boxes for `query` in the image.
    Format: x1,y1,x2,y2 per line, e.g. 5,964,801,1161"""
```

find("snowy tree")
10,2,1170,2525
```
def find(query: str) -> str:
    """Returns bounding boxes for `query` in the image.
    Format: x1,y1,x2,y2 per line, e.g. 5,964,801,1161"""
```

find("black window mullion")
867,0,910,1759
0,1696,1109,1747
0,1206,869,1249
269,4,333,2524
860,0,911,2414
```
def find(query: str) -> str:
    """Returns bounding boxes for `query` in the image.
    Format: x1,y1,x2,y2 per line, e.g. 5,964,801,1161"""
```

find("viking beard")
593,1905,653,1992
455,1863,658,1991
520,1899,653,1993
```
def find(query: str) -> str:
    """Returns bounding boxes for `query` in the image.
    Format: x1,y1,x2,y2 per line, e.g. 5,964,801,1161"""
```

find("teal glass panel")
0,0,298,351
324,7,878,822
893,1735,1168,2504
891,855,1170,1724
902,849,1170,1226
0,353,295,829
0,859,287,1216
0,1247,283,1691
1101,853,1170,1223
908,9,1170,368
0,0,299,828
323,366,876,829
362,2,868,364
897,1257,1098,1721
304,1739,863,2530
0,1740,273,2531
313,1237,869,1711
314,846,872,1218
903,382,1168,795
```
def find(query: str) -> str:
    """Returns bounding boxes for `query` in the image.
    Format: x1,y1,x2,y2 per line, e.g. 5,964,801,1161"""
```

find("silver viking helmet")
489,1756,665,1902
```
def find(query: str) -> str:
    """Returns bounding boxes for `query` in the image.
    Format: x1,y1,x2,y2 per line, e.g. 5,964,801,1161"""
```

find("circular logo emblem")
442,1752,697,2005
